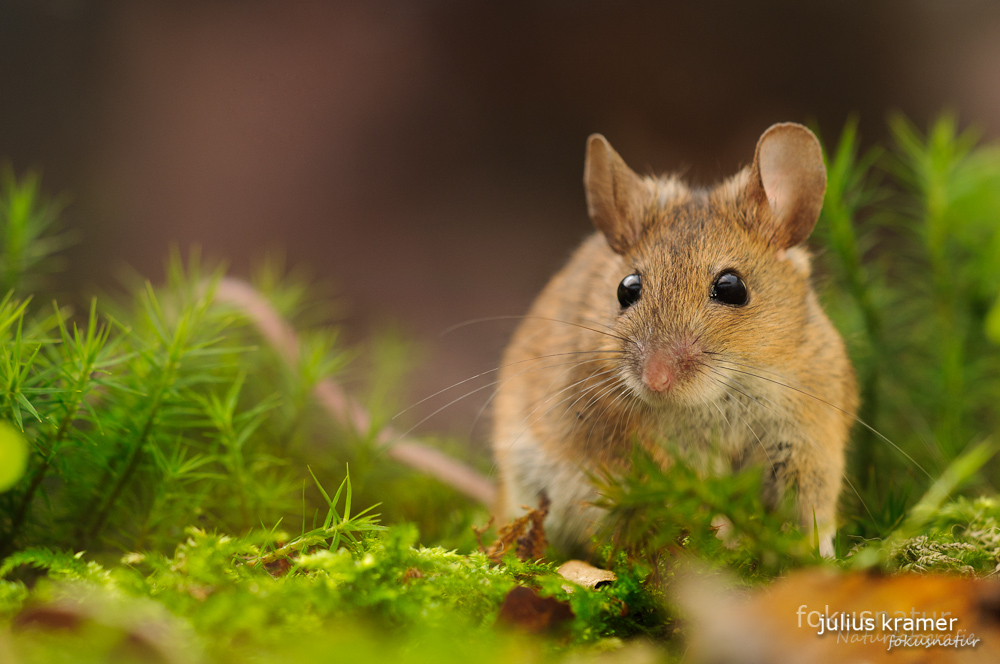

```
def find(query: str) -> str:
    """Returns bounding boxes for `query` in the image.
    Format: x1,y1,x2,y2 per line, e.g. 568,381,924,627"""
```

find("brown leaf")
496,586,574,634
477,494,550,563
558,560,617,590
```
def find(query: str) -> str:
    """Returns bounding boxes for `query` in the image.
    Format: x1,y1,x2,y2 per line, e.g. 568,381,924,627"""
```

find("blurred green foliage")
0,168,75,298
0,186,477,560
815,114,1000,540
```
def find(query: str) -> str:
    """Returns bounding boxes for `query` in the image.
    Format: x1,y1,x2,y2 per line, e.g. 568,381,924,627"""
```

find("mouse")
491,122,858,557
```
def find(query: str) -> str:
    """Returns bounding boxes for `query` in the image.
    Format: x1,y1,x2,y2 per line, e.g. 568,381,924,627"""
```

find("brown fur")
492,123,857,556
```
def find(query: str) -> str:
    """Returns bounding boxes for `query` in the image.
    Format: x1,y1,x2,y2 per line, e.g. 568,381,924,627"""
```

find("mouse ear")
584,134,648,254
747,123,826,249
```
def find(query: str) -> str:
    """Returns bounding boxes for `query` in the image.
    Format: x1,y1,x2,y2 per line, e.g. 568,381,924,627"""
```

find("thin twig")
215,277,497,507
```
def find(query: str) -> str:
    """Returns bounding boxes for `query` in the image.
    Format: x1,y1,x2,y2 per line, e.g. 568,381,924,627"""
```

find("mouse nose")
640,340,701,394
642,350,676,393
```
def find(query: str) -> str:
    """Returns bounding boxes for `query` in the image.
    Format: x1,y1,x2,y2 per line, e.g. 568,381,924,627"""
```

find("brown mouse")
491,123,858,557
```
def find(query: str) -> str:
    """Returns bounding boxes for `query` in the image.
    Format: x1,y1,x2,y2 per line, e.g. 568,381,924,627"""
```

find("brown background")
3,0,1000,443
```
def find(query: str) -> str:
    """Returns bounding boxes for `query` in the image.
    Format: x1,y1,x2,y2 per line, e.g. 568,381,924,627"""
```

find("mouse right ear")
584,134,648,255
746,123,827,249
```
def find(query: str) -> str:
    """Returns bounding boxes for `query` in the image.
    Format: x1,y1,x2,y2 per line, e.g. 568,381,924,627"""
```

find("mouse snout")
640,339,702,394
641,350,675,393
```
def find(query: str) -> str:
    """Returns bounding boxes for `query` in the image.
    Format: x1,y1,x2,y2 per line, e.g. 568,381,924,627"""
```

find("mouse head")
583,123,827,406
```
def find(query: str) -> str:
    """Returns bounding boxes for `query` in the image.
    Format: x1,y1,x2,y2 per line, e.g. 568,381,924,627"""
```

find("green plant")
0,210,468,558
0,168,74,297
593,448,817,581
817,114,1000,541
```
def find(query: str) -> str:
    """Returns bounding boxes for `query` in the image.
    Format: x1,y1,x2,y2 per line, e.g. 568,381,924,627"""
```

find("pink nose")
642,351,675,393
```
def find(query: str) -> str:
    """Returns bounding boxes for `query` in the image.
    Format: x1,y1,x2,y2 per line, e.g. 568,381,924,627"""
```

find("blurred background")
2,0,1000,445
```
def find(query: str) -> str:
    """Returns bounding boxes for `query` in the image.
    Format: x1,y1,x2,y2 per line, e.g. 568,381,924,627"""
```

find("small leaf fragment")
557,560,617,590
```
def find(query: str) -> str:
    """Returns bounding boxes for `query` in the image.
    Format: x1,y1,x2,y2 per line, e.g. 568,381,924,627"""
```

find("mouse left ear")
584,134,649,254
746,123,826,249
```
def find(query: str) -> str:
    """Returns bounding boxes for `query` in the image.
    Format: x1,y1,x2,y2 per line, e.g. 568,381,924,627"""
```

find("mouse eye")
711,272,748,306
617,273,642,308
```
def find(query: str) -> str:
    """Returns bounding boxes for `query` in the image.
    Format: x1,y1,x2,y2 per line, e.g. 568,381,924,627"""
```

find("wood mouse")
491,123,858,557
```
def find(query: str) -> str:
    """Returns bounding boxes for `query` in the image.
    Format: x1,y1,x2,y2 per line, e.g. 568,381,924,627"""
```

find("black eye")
617,273,642,308
711,272,748,306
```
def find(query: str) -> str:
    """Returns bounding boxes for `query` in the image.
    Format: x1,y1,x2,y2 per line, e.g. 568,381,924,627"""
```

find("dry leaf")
558,560,617,590
496,586,574,634
476,494,550,563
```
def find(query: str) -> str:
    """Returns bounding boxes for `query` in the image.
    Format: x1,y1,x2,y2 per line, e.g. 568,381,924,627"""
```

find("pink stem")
215,277,497,507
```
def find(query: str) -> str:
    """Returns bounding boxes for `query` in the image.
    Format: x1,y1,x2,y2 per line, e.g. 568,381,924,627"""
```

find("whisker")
698,369,776,477
617,389,642,446
623,391,649,447
480,358,611,440
394,356,618,442
507,368,621,440
573,377,625,427
500,370,621,463
486,371,618,481
575,380,625,451
440,314,632,344
465,349,616,441
708,390,738,438
538,368,624,445
468,383,502,440
581,377,627,445
704,357,932,481
704,352,830,391
577,374,627,422
393,349,623,420
558,372,625,430
703,365,879,529
584,380,632,450
608,385,639,449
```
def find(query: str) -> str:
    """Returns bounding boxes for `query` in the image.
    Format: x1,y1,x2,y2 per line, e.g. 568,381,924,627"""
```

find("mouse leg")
761,435,844,557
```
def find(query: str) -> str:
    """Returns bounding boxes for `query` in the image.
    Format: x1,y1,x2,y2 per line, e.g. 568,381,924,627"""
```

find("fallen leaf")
558,560,617,590
497,586,574,634
477,494,550,563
